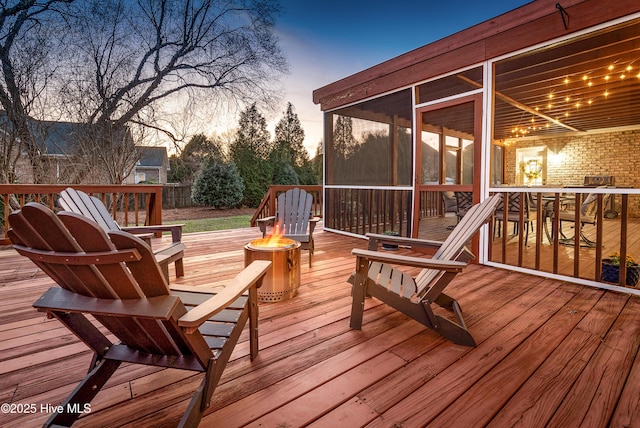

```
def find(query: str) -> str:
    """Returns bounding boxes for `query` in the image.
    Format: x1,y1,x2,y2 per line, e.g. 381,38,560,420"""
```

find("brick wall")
503,129,640,216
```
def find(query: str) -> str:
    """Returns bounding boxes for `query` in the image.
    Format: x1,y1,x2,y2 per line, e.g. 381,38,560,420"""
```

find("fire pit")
244,236,301,302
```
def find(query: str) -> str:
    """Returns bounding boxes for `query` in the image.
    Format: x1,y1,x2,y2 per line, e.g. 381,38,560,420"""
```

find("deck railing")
0,184,163,245
323,188,413,237
6,183,638,293
251,185,323,227
417,185,474,220
487,188,640,292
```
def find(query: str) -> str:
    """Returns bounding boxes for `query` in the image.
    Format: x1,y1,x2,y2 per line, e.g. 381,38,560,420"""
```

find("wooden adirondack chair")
257,188,320,267
8,203,271,427
349,194,502,347
59,187,185,281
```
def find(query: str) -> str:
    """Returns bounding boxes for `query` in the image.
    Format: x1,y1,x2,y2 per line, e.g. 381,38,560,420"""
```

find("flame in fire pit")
251,225,295,248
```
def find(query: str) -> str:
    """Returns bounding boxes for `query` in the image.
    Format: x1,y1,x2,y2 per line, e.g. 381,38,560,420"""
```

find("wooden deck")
1,224,640,427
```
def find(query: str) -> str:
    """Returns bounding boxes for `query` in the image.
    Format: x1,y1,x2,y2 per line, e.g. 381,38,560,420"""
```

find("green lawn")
165,215,253,234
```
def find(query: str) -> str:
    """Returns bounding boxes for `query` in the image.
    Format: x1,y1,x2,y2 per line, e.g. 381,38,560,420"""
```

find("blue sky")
274,0,532,153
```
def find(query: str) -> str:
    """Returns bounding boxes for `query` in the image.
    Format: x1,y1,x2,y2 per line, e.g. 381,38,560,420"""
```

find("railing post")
268,187,277,219
146,187,163,237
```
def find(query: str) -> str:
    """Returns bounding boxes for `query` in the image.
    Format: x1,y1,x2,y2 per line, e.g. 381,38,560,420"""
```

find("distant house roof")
0,112,78,155
0,111,135,157
30,120,82,156
137,146,168,168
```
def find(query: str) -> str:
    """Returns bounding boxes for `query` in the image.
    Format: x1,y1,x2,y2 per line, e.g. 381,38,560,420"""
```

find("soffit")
493,18,640,140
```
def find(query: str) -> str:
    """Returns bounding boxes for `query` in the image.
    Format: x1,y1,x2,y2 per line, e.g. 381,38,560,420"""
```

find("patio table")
541,195,596,247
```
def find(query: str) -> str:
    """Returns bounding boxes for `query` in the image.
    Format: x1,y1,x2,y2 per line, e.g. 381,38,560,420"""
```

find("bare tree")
0,0,73,184
0,0,287,185
64,123,141,184
61,0,288,139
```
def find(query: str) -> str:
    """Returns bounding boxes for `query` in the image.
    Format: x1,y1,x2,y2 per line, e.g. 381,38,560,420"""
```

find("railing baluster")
619,195,629,286
535,192,543,271
573,192,581,277
518,192,524,267
134,194,139,225
552,194,560,274
595,194,604,282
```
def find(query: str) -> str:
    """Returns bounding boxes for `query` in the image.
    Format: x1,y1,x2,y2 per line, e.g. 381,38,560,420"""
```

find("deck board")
1,223,639,427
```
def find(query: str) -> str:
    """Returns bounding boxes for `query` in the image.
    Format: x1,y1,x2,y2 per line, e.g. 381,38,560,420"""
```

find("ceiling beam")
457,75,582,133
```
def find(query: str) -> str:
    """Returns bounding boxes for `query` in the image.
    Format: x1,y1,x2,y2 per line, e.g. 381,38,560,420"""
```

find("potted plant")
601,252,640,286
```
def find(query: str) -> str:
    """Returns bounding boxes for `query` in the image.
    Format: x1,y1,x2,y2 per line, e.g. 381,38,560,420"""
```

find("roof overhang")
313,0,640,112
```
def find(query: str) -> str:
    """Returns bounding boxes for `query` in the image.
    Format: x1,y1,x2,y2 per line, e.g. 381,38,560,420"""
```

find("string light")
507,60,639,138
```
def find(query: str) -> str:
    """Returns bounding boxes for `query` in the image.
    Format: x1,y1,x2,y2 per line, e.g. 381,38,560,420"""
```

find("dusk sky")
273,0,531,154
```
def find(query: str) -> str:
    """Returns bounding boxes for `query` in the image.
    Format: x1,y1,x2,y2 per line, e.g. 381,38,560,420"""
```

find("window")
420,101,475,185
325,89,413,186
416,67,483,105
135,172,146,183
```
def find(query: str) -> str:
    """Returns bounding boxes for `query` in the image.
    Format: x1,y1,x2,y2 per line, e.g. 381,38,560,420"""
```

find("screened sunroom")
314,0,640,293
